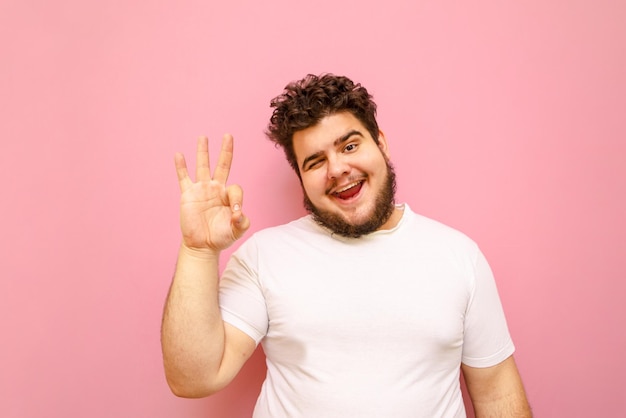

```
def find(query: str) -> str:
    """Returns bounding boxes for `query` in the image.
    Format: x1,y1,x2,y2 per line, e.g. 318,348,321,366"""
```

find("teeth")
335,181,360,194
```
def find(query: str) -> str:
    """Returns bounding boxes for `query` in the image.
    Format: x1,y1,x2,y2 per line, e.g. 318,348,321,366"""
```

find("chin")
302,160,397,238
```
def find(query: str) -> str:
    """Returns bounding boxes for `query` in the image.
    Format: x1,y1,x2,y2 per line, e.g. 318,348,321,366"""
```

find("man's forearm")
161,245,225,397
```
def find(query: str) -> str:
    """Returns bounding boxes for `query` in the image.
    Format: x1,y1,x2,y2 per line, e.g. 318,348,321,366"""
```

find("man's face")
293,112,396,238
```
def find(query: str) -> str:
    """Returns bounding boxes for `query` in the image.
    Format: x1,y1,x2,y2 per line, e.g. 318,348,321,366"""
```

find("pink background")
1,1,625,417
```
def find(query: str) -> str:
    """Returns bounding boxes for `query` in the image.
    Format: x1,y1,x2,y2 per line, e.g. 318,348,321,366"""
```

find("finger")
196,136,211,182
212,133,234,184
226,184,250,238
233,211,250,240
174,152,193,192
225,183,244,213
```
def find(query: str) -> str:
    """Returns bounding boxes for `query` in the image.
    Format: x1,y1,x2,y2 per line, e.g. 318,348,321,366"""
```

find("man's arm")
462,355,532,417
162,246,256,397
161,135,255,398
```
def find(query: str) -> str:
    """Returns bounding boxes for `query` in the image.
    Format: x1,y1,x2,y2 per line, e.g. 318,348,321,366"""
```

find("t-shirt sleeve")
219,237,268,345
461,249,515,367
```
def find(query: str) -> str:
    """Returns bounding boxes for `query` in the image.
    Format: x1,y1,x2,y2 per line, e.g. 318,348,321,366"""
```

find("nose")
327,154,349,179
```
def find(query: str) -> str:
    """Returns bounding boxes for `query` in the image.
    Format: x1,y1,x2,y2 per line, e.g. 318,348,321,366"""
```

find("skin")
162,125,531,416
294,112,404,235
161,135,256,397
463,356,533,417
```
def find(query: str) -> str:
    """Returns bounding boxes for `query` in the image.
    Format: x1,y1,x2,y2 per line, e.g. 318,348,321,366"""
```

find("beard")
303,161,397,238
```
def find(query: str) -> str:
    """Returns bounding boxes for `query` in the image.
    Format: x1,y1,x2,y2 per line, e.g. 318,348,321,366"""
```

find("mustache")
325,175,367,195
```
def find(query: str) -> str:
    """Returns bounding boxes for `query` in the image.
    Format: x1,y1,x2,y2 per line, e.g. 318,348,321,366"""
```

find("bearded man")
161,74,532,417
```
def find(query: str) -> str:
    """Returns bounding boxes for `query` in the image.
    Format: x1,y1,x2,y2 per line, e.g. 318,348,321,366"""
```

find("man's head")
266,74,381,178
266,74,397,238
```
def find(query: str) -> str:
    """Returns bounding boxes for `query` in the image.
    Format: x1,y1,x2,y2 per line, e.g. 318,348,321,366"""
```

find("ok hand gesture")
175,135,250,253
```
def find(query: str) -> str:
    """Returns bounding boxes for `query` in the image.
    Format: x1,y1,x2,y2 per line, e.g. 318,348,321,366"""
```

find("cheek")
303,169,335,200
359,155,386,175
301,176,321,198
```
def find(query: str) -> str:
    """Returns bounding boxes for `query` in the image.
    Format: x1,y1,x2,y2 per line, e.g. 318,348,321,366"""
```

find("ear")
377,129,390,159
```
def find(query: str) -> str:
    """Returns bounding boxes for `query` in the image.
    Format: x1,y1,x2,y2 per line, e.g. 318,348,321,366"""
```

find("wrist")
179,243,221,261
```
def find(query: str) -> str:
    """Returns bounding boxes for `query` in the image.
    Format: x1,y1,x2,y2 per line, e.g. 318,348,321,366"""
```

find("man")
161,74,532,417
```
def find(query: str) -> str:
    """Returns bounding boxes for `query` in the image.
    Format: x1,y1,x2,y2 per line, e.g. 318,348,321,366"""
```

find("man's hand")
175,135,250,252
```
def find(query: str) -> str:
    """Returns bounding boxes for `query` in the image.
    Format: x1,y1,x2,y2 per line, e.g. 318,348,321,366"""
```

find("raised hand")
175,135,250,252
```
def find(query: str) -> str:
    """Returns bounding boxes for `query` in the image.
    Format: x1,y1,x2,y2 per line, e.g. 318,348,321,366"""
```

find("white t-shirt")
219,205,514,417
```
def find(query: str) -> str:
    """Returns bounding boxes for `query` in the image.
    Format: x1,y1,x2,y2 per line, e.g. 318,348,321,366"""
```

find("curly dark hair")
266,74,380,177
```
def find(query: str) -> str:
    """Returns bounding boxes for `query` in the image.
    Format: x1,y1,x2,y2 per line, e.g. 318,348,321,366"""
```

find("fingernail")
233,203,241,211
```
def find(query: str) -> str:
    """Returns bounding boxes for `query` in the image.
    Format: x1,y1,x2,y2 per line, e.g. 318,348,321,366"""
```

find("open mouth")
332,180,364,200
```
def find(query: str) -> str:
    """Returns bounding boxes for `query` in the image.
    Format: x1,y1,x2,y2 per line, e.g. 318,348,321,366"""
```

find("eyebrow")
300,130,364,171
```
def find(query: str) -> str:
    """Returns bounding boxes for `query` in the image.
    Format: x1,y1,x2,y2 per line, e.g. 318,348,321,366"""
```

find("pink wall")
1,1,624,416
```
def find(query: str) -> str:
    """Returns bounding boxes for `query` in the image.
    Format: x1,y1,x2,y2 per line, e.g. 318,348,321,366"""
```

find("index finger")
212,133,234,184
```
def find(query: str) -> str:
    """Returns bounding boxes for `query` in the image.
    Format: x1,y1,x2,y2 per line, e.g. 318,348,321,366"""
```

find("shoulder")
401,204,478,252
251,215,321,242
232,215,324,256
